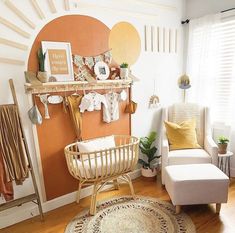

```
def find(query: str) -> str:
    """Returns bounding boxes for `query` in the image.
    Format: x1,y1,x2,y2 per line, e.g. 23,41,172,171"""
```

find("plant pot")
120,68,129,79
218,143,228,154
37,71,48,83
141,167,157,178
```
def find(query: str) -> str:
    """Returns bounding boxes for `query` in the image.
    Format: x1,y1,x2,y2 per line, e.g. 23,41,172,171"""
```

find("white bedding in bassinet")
72,149,133,178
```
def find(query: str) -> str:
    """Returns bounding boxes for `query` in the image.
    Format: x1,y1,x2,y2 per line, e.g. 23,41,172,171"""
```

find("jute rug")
65,196,196,233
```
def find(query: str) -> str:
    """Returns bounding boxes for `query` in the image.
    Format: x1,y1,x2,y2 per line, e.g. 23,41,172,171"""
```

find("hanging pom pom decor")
149,78,160,109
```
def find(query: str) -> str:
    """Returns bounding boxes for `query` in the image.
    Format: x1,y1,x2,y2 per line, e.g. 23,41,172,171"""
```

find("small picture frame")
41,41,74,82
94,61,110,80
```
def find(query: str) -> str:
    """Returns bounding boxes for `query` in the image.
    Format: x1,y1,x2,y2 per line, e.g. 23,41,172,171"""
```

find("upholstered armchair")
161,103,218,185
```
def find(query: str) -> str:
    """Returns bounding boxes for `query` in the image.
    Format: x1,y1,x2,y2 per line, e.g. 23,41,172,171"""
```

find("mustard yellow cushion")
164,119,201,150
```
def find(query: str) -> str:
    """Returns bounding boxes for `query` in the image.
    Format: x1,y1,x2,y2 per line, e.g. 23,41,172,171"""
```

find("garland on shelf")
73,50,112,81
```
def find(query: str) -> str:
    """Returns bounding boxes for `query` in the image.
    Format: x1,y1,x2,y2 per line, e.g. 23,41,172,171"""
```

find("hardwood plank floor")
1,176,235,233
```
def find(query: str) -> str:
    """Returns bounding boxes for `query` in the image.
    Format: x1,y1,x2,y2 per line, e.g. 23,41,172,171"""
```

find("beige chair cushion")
168,149,212,165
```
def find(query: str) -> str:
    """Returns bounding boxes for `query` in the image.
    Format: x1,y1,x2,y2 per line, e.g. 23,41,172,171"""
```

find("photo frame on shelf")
94,61,110,80
41,41,74,82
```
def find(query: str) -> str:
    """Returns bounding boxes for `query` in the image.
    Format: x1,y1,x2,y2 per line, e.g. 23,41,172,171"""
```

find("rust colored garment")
66,95,83,140
0,105,29,185
0,149,13,201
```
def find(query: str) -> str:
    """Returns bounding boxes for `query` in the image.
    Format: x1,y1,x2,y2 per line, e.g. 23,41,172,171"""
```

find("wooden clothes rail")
0,79,44,221
24,79,133,94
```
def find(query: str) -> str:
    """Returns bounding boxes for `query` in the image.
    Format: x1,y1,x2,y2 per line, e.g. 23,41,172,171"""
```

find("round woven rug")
65,196,196,233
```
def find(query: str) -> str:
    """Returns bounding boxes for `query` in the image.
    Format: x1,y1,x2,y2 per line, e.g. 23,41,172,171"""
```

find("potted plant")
37,48,48,83
218,136,229,154
138,131,161,178
120,62,129,79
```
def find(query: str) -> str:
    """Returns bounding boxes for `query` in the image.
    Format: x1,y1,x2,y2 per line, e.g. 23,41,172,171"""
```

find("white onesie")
79,92,107,113
103,92,124,123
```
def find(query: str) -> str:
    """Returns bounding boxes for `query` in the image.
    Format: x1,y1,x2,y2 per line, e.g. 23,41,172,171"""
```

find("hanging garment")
120,90,127,101
79,92,107,113
66,95,83,140
103,92,123,123
0,105,29,185
28,104,42,125
37,94,50,119
0,149,13,201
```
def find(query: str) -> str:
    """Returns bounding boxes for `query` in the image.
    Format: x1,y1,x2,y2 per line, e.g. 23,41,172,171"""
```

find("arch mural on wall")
0,1,141,201
28,15,110,71
27,15,131,200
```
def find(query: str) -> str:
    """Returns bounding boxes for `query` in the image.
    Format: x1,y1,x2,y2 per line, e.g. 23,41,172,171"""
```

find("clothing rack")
0,79,44,220
24,79,133,94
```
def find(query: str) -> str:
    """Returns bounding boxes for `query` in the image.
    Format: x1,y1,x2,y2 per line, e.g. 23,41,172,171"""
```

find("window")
187,15,235,126
212,19,235,125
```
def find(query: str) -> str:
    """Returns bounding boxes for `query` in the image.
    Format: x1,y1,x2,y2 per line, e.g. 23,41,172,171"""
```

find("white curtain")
186,14,220,110
186,14,235,167
186,14,235,127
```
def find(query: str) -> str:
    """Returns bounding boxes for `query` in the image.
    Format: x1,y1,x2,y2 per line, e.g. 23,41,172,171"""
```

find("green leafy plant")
120,62,128,68
138,131,161,169
37,48,46,72
218,136,229,144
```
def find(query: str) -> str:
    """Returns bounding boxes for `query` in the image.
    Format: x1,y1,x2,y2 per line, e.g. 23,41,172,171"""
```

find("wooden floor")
1,176,235,233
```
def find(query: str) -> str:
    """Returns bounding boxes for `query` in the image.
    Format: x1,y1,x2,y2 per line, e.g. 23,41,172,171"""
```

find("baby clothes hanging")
0,79,44,220
103,91,127,123
0,105,29,185
79,92,107,113
66,95,83,140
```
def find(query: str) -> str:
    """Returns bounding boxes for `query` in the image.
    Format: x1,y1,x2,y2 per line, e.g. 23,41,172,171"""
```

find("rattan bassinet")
64,135,139,215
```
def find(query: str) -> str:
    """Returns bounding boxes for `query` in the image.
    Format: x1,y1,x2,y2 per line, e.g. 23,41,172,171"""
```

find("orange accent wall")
28,15,130,200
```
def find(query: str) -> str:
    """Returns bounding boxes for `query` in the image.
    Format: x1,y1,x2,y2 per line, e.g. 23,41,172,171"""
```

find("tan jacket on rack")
0,105,28,185
66,95,83,140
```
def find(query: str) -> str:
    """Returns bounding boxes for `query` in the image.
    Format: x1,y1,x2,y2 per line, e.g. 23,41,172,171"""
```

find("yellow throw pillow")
164,119,201,150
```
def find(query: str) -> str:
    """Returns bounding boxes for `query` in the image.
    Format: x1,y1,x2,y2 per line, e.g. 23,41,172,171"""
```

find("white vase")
120,68,129,79
37,71,48,83
141,167,157,178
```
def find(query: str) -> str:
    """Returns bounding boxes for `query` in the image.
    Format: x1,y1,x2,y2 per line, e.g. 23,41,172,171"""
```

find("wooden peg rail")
24,79,133,94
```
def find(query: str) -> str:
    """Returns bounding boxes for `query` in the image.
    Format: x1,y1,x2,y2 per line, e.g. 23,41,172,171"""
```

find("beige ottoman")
165,164,229,214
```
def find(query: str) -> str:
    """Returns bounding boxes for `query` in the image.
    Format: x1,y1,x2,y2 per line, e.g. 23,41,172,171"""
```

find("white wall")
0,0,184,228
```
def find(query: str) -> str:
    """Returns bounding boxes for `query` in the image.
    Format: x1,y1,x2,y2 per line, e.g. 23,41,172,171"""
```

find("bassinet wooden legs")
113,179,120,190
120,174,136,200
128,178,136,200
76,181,83,203
89,174,136,216
90,182,99,215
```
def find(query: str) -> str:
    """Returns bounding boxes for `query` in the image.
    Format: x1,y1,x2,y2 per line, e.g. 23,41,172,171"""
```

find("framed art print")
41,41,74,82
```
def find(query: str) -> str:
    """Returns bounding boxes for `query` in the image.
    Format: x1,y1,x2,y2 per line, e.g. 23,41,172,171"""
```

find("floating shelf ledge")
24,79,133,94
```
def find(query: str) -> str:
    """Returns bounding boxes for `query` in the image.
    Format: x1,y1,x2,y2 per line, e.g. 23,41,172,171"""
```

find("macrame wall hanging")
149,78,160,109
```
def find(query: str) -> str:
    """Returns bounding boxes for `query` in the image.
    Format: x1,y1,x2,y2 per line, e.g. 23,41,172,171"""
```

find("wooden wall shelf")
24,79,133,94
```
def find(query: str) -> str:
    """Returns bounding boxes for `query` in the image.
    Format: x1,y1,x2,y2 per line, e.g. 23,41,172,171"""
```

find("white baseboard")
0,169,141,229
